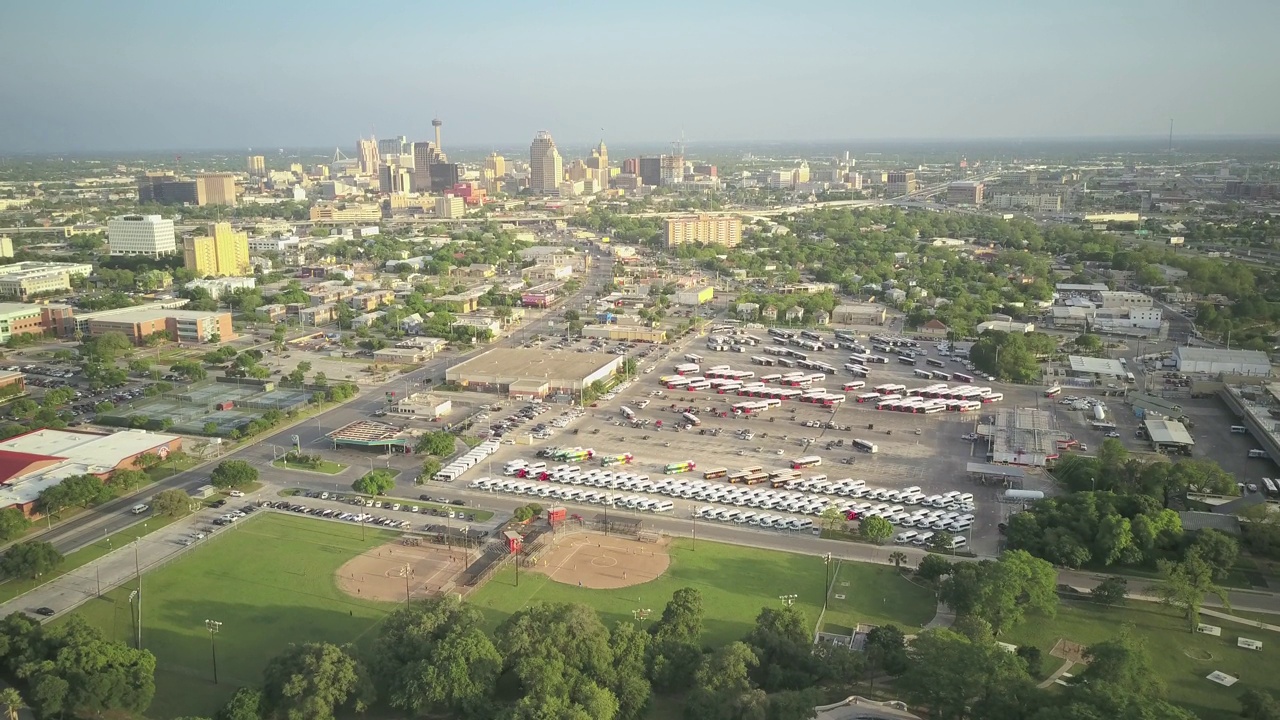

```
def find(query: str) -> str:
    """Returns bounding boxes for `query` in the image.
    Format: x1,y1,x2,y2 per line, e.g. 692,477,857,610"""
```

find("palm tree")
0,687,24,720
889,551,908,570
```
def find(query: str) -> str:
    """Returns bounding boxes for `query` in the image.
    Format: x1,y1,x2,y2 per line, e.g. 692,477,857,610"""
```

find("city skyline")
2,0,1280,153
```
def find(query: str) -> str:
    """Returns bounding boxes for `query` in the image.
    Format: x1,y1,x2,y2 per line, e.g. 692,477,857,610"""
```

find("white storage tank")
1002,489,1045,502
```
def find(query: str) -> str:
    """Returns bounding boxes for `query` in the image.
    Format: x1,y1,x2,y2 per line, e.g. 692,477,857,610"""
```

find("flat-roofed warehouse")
1067,355,1126,379
446,348,623,399
1144,417,1194,454
1173,346,1270,376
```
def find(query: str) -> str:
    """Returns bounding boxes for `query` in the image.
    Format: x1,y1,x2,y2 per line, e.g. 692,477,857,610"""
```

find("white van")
130,504,150,515
654,501,674,513
1231,426,1249,434
913,531,935,546
948,536,968,550
895,531,919,544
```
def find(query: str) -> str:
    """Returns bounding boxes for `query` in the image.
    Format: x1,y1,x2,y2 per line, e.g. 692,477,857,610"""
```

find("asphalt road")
30,255,613,556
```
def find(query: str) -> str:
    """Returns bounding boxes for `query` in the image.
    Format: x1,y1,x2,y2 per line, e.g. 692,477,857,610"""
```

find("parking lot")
455,328,1067,555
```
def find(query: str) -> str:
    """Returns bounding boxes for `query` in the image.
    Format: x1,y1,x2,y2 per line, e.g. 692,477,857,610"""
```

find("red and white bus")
843,381,866,392
856,392,881,403
874,383,907,395
953,372,974,383
1044,386,1062,398
791,455,823,469
981,392,1003,403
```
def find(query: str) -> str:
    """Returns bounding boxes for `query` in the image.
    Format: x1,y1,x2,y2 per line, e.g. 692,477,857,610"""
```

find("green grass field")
467,539,936,647
65,513,399,719
1000,600,1280,720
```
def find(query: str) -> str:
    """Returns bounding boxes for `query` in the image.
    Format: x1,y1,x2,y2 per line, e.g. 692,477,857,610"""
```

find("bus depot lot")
475,343,1036,554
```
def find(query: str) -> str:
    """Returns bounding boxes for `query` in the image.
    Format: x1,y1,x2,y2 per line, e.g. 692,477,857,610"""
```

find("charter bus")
675,363,700,375
953,372,974,383
848,353,869,364
768,329,796,339
760,373,783,383
843,381,866,391
921,403,946,414
820,394,846,407
665,377,690,389
706,364,730,373
925,358,945,368
717,382,743,394
681,412,701,426
874,383,907,395
866,354,889,364
1044,386,1063,398
852,438,879,453
835,329,857,341
763,346,787,356
982,392,1004,403
897,355,918,366
791,455,823,469
685,353,704,364
601,453,635,467
856,392,881,403
703,467,729,480
932,371,952,381
875,394,903,409
913,368,934,379
665,461,697,474
777,358,797,368
751,356,776,366
1126,372,1136,384
800,330,823,341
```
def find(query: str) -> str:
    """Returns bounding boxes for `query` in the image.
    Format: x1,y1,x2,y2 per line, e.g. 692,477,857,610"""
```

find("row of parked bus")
473,477,676,513
432,439,500,483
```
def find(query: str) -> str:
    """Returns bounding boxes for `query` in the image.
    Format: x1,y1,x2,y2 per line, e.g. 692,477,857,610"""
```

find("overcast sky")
2,0,1278,153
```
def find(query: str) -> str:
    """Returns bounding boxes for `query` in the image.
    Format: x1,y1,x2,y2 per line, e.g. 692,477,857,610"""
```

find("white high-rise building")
107,214,176,257
529,131,563,195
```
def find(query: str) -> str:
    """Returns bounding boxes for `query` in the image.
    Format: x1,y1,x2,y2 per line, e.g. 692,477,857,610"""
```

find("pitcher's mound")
531,534,670,589
336,540,467,603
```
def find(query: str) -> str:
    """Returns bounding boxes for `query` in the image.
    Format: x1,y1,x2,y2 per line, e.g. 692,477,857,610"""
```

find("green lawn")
271,457,348,474
467,538,935,648
64,513,399,719
821,560,938,633
1000,600,1280,720
0,514,179,604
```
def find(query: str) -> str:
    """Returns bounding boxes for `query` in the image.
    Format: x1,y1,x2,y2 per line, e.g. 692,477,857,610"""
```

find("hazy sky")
2,0,1278,153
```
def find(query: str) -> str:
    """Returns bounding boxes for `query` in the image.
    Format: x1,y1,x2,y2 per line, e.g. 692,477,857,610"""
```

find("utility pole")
205,619,222,684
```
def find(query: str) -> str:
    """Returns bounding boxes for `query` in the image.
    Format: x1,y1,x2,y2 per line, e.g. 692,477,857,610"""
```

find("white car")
229,490,245,498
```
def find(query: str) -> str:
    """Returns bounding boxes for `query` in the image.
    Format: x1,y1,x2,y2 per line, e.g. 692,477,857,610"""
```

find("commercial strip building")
0,428,182,516
446,348,622,400
0,261,93,299
107,214,177,257
183,222,250,276
582,324,668,343
327,420,413,453
1173,347,1271,377
664,215,742,248
391,393,452,419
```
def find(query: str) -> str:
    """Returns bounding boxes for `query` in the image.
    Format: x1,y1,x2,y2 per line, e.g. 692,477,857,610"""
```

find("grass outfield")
64,513,399,719
1000,600,1280,720
467,538,936,647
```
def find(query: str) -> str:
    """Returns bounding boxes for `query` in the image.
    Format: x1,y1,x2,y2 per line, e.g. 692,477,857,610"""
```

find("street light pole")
133,538,143,649
205,619,222,684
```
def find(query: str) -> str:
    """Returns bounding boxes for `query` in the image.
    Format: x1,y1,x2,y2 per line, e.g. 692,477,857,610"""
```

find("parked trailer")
1001,489,1045,502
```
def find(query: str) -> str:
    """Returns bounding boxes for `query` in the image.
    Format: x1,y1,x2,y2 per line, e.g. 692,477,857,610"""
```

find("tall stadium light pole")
823,553,832,610
133,538,143,649
205,620,222,684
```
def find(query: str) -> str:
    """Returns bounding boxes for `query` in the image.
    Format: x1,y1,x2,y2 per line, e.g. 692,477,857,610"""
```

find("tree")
420,457,442,481
210,460,258,489
1156,555,1231,631
819,505,844,532
108,468,149,493
0,507,32,542
83,331,133,361
889,551,908,570
895,627,1029,720
864,624,909,678
938,551,1057,636
1016,645,1043,677
216,687,263,720
352,470,396,496
260,642,364,720
648,588,704,692
415,431,456,456
496,602,620,719
370,595,501,719
152,488,192,517
1187,528,1240,581
915,554,953,583
745,605,816,691
1240,689,1280,720
0,687,23,720
0,541,63,579
858,516,893,544
1073,333,1103,353
610,620,652,720
18,615,156,718
1090,575,1128,607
